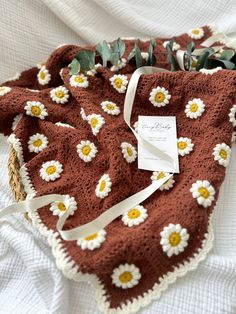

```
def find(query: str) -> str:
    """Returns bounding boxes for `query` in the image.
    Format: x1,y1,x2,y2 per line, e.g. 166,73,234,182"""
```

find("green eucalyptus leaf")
117,38,126,57
218,59,235,69
135,42,142,68
110,52,120,65
128,48,135,61
96,40,111,67
186,42,195,55
196,48,215,71
69,58,80,75
146,38,157,66
166,44,176,71
75,50,95,71
219,50,235,61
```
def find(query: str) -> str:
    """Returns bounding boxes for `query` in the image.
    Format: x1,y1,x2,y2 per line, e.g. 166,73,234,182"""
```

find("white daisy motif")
0,86,11,96
110,74,128,93
28,133,48,153
160,223,190,257
122,205,148,227
87,114,105,136
37,66,51,85
177,137,194,156
111,264,141,289
80,107,87,120
151,171,175,191
95,174,112,199
39,160,63,182
50,86,69,104
200,67,222,75
229,104,236,127
141,52,149,61
163,41,180,51
110,58,127,72
77,229,106,251
121,142,137,163
76,140,97,162
190,180,215,208
149,86,171,107
49,195,77,217
24,101,48,119
69,74,89,88
188,27,205,40
55,122,74,128
213,143,231,167
185,98,205,119
7,72,20,81
100,101,120,115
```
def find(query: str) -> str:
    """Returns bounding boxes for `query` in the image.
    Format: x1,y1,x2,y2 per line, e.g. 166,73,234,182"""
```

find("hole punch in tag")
138,115,179,173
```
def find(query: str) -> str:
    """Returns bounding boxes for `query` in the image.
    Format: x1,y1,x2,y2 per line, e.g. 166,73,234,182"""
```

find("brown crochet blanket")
0,26,236,313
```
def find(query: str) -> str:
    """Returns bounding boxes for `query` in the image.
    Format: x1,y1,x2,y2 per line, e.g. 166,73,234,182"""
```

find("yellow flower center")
99,180,106,192
39,71,46,79
46,165,56,175
127,147,133,156
191,60,197,68
119,271,133,283
82,145,91,156
106,104,115,110
0,87,5,91
155,92,165,103
33,139,42,147
219,149,227,160
190,103,198,112
75,76,84,83
91,117,98,128
192,29,200,35
85,233,98,241
57,202,66,211
177,141,187,150
31,106,42,116
55,90,65,98
169,232,181,246
127,209,141,219
198,187,210,199
156,172,165,180
114,78,123,88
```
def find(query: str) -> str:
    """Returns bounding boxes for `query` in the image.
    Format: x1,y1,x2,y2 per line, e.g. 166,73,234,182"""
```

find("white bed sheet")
0,1,236,313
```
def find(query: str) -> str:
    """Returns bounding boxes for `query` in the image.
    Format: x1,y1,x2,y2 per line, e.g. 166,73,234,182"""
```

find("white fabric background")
0,1,236,313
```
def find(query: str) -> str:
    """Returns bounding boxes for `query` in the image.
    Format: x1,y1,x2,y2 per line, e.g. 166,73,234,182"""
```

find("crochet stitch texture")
0,25,235,313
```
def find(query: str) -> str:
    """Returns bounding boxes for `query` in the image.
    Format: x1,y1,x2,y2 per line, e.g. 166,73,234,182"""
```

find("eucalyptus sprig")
185,42,195,70
96,38,126,67
69,50,95,75
128,39,142,68
166,37,177,71
145,38,157,66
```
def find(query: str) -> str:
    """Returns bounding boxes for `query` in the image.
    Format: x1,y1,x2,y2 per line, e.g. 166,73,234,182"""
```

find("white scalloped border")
10,137,214,314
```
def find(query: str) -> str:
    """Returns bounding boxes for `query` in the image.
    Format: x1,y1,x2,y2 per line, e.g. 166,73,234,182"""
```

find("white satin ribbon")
0,194,64,219
57,174,172,239
201,32,236,49
0,66,176,240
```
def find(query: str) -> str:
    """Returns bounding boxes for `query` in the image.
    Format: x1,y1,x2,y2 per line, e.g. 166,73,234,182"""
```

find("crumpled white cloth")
0,1,236,313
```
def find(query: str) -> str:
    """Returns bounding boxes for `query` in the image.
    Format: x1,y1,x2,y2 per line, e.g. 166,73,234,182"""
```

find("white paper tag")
138,116,179,173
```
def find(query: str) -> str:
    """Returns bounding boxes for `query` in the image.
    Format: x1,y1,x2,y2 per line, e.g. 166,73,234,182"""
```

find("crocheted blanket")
0,26,236,313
